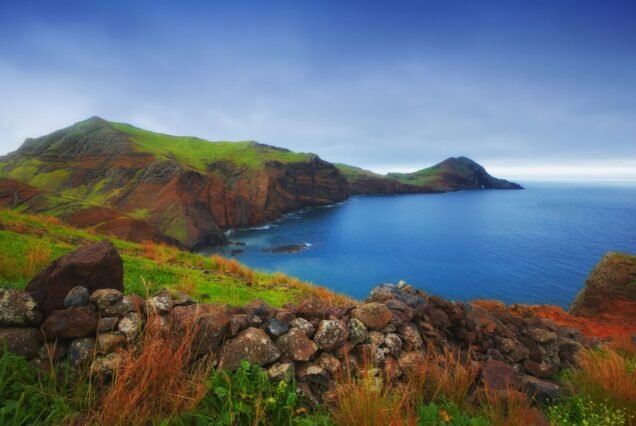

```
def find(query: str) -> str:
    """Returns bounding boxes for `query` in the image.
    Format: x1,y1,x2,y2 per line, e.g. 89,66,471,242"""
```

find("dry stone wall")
0,242,587,404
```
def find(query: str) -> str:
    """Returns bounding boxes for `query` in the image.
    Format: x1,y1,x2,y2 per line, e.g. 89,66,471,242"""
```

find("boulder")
0,289,42,326
522,375,561,405
68,337,96,366
145,288,172,314
97,332,126,353
118,312,143,341
527,328,557,344
266,319,290,338
398,322,423,350
397,351,426,376
480,359,521,390
0,328,41,359
97,317,119,333
26,241,124,317
245,299,273,319
276,328,318,361
268,362,295,382
64,286,90,308
317,352,342,376
313,320,348,351
383,333,403,358
347,318,369,345
290,317,316,338
89,288,123,310
90,352,122,378
296,362,330,387
173,304,231,353
41,307,98,339
219,327,280,370
102,297,135,317
351,302,392,330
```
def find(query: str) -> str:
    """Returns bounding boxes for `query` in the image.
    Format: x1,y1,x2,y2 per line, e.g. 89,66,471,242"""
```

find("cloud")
0,1,634,180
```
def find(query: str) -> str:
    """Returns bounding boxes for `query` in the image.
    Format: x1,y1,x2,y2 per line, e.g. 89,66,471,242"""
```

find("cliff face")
0,117,349,248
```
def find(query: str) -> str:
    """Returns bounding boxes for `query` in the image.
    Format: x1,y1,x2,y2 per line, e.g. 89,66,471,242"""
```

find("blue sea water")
203,182,636,308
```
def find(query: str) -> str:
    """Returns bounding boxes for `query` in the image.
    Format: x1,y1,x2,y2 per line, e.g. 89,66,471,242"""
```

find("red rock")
351,303,392,330
173,304,231,353
276,328,318,361
480,359,521,390
41,307,98,339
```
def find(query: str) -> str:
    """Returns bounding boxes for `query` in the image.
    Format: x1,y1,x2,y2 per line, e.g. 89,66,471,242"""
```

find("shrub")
174,360,326,426
546,394,628,426
0,349,91,425
566,347,636,420
417,401,489,426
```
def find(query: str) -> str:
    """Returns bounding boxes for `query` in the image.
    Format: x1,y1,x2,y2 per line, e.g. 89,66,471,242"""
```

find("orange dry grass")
409,345,478,407
96,314,209,425
0,242,51,280
141,240,178,264
479,385,545,426
176,274,197,296
331,369,416,426
210,255,256,285
270,271,354,306
25,243,52,277
568,346,636,419
34,214,63,226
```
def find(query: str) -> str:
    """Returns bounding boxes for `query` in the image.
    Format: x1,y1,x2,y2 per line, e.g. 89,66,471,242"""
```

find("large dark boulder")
26,241,124,317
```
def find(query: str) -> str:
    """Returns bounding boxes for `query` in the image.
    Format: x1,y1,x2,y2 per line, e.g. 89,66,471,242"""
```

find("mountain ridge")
0,117,522,249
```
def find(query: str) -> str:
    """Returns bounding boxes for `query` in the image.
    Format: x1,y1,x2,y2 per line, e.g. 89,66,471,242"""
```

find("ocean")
202,182,636,308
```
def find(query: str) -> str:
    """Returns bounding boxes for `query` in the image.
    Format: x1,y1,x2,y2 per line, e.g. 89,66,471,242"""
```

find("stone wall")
0,242,586,404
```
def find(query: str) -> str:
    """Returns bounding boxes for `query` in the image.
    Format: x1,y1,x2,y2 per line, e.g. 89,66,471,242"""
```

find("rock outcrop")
570,252,636,317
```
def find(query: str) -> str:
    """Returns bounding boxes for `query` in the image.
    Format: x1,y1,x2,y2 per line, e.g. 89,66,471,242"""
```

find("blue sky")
1,0,635,179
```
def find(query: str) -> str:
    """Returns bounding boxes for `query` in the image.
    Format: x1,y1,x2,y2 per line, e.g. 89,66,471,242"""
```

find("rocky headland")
0,117,521,250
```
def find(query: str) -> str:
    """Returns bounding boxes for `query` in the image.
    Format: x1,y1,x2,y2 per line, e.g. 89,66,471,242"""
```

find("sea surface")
202,182,636,308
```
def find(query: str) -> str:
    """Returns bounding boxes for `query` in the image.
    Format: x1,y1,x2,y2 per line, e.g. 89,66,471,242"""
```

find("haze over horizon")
1,0,635,180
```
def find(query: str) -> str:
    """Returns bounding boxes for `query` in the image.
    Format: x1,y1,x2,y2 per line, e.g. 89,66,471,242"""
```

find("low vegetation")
0,209,352,307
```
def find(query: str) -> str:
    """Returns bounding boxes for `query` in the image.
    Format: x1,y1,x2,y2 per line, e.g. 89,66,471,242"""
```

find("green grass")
0,209,347,307
334,163,385,180
110,122,315,171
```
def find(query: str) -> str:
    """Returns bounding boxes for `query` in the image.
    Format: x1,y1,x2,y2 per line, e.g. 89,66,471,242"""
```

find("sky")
0,0,635,180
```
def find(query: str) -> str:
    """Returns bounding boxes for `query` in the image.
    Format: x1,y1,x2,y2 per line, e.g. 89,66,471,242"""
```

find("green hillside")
110,122,314,171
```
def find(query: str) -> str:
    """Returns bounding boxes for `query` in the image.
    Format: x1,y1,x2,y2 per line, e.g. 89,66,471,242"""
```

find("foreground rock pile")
1,241,590,404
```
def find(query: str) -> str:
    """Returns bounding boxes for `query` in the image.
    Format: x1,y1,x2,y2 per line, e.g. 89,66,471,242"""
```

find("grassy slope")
0,209,351,307
110,122,315,171
387,165,447,186
334,163,385,180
